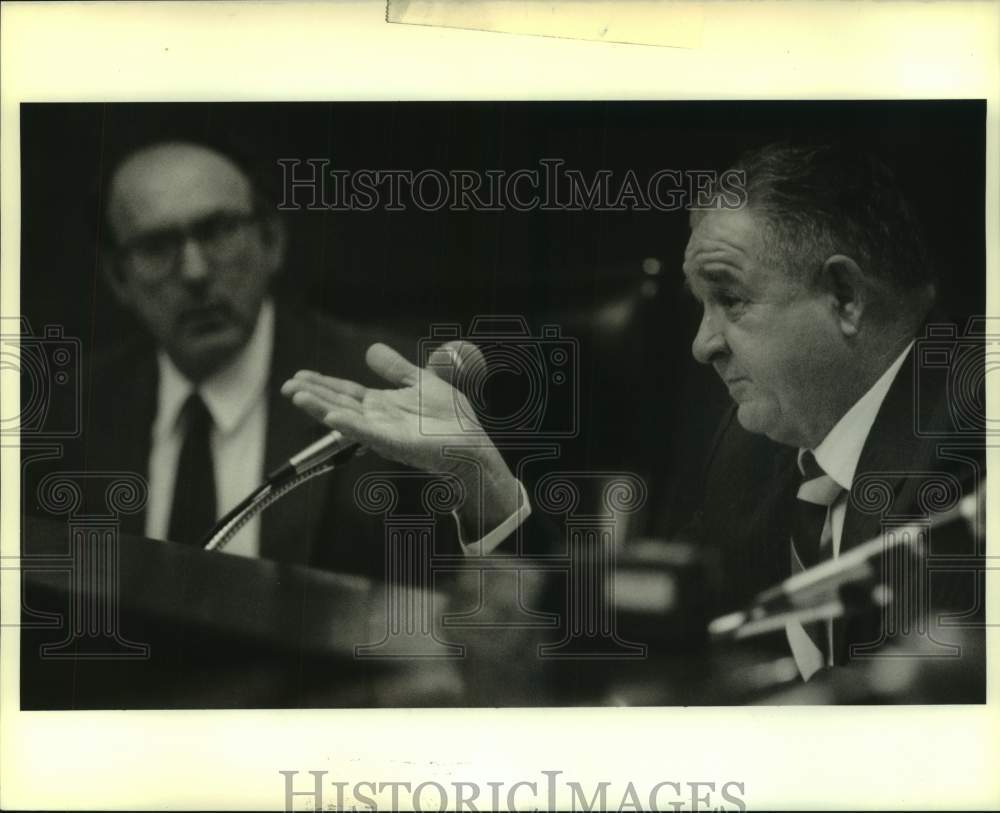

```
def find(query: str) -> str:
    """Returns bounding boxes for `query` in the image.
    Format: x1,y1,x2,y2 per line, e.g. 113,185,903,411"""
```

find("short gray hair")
704,143,936,306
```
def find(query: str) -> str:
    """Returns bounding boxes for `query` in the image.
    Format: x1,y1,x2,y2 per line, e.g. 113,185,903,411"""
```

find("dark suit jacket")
23,304,459,580
690,334,985,662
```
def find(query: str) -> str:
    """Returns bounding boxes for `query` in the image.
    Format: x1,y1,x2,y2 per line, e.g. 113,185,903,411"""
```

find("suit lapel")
703,409,801,604
841,346,935,554
87,344,158,537
260,307,332,564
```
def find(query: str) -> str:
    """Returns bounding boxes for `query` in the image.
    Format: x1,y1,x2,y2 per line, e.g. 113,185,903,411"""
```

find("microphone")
265,430,362,484
203,341,485,551
709,483,981,641
203,431,362,551
263,340,482,485
427,339,487,389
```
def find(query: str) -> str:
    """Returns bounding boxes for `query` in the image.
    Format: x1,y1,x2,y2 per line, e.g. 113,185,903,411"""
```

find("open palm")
280,342,493,476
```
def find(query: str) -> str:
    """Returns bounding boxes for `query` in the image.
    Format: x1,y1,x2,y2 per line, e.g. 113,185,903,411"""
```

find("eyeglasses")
117,210,260,282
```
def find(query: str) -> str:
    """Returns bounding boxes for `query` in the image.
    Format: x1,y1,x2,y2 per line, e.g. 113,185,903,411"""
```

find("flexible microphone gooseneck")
264,430,361,483
200,339,484,552
708,482,982,640
201,431,361,552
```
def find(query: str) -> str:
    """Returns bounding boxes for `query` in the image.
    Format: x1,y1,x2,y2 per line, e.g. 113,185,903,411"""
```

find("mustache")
175,302,241,329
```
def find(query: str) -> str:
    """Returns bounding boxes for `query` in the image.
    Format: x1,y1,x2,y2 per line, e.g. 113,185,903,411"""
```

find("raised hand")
280,342,520,537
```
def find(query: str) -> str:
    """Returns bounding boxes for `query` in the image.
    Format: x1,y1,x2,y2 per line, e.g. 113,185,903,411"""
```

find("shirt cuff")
454,479,532,556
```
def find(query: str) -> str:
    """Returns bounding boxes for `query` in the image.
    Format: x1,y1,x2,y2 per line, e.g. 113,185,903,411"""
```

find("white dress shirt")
786,341,914,679
146,300,274,557
145,298,525,558
456,479,532,556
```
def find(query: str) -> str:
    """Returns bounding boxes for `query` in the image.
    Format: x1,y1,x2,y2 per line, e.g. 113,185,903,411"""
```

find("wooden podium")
25,514,955,707
20,517,466,709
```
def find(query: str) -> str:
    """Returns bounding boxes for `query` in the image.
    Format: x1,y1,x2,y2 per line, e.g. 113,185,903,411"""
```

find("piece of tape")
386,0,704,50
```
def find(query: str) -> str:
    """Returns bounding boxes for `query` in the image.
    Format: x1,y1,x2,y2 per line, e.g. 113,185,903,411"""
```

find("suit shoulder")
707,407,793,483
272,305,415,386
271,303,416,385
86,336,157,387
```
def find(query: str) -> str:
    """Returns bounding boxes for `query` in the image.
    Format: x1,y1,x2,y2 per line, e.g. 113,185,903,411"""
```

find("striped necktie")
787,450,843,679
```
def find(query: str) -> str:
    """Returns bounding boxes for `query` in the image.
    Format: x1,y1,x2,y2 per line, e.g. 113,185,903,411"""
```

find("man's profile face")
683,207,847,448
107,143,281,382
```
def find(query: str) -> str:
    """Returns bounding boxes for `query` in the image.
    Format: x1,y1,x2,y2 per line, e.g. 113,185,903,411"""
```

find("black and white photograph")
2,2,997,811
17,98,987,710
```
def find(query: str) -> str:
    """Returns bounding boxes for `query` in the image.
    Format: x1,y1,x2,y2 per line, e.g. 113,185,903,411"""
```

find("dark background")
19,100,987,534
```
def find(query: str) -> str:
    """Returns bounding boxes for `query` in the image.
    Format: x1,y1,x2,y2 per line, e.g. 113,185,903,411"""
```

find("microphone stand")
201,439,361,552
708,481,982,642
199,338,476,553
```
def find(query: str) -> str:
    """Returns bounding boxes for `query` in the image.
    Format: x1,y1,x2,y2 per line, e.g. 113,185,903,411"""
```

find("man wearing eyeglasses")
105,142,281,387
80,140,405,572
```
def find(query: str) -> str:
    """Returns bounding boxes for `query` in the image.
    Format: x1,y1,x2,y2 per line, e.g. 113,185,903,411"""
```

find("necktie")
787,451,843,679
167,393,217,546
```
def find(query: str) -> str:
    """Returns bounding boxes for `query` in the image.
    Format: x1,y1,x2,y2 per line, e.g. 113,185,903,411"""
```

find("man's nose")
691,308,727,365
177,237,211,283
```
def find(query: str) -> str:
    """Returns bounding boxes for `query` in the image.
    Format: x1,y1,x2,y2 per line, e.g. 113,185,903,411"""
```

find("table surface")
21,517,976,708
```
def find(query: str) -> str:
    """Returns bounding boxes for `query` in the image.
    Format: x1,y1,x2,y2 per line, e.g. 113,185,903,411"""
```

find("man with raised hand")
283,143,983,683
33,140,496,576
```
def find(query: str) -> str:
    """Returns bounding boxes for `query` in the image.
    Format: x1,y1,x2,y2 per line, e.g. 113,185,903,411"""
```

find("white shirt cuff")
454,479,532,556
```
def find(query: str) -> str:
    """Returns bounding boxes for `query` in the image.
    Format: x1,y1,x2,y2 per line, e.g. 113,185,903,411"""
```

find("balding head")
108,142,255,244
104,141,283,382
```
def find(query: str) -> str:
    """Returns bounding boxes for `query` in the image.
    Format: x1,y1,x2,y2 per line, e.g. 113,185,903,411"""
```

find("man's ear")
820,254,868,337
99,249,133,309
